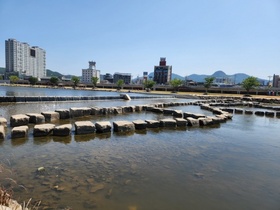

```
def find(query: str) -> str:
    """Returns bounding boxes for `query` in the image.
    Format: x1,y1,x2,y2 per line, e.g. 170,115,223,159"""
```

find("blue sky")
0,0,279,80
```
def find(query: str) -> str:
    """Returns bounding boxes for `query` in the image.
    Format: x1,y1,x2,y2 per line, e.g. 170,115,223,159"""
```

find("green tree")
9,75,19,84
204,77,215,94
71,76,80,89
116,79,124,90
28,77,38,85
241,76,260,94
50,76,59,86
170,78,183,92
91,76,99,88
143,80,156,91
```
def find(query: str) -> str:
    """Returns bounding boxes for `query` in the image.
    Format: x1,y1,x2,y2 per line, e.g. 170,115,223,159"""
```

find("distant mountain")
187,70,267,84
148,72,185,80
46,69,63,77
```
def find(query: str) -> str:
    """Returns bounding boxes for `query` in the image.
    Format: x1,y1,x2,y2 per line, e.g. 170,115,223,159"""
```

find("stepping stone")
113,107,123,114
113,121,135,132
151,108,163,113
11,126,28,138
0,117,7,127
70,107,92,118
160,119,177,127
55,109,70,119
198,117,213,126
91,107,102,115
26,113,45,124
74,121,95,135
244,110,253,115
41,111,60,122
207,116,223,124
95,121,112,133
0,125,5,139
186,117,199,126
172,110,183,118
265,111,275,117
145,120,160,128
235,108,243,114
53,124,72,136
175,118,187,126
163,109,174,115
135,105,143,112
33,123,55,137
10,114,30,127
133,120,147,130
255,111,265,116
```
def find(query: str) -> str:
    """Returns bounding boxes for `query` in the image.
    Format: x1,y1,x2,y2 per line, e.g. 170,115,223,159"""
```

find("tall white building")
81,61,100,84
5,39,46,79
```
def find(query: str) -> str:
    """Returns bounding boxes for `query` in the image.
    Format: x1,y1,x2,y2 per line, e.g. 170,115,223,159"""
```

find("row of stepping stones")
1,112,232,139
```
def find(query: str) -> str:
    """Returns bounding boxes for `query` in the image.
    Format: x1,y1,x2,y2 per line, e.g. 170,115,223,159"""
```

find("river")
0,86,279,210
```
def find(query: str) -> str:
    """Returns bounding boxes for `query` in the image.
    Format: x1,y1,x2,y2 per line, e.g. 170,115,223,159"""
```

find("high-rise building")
81,61,100,84
5,38,46,79
153,57,172,84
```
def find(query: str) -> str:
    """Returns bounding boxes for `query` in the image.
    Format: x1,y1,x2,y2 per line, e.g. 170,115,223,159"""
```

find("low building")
102,73,114,83
113,72,131,84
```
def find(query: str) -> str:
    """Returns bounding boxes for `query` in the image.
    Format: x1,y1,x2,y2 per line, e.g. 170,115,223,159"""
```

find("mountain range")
149,70,267,84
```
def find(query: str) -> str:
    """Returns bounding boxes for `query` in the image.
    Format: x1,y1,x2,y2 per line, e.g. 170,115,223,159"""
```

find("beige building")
81,61,100,84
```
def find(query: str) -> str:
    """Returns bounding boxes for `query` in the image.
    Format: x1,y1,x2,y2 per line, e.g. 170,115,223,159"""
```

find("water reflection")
11,137,28,146
74,133,96,142
53,136,72,144
33,136,52,145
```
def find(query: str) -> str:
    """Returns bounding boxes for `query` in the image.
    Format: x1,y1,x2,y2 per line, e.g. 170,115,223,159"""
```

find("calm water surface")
0,87,280,210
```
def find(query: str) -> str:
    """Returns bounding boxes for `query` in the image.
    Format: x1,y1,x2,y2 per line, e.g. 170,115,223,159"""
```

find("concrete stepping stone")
244,110,253,115
235,108,244,114
74,121,95,134
133,120,147,130
11,126,28,138
113,121,135,132
0,117,7,127
255,111,265,116
70,107,92,118
10,114,30,127
145,120,160,128
175,118,187,126
41,111,60,122
55,109,70,119
186,117,199,126
198,117,213,126
0,125,5,139
172,110,183,118
33,123,55,137
265,111,275,117
26,113,45,124
95,121,112,133
53,124,72,136
160,119,177,127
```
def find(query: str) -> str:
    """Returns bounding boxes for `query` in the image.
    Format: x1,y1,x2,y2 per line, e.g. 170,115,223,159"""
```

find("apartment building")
5,38,46,79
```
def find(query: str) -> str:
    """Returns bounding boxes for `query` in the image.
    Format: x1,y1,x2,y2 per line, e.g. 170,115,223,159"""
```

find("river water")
0,86,280,210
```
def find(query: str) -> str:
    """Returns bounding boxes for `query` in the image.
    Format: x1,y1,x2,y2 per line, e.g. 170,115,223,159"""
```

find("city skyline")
0,0,279,80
